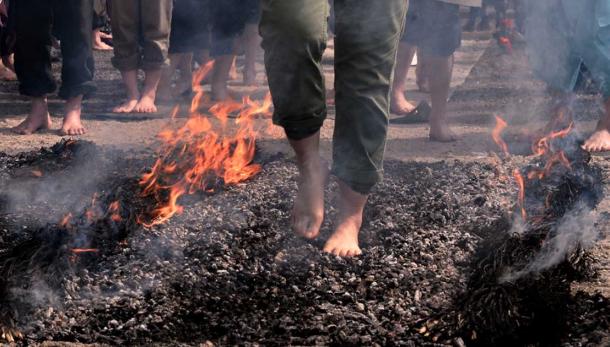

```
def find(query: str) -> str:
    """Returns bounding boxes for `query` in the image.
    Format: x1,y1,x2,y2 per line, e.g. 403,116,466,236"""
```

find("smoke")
500,201,601,283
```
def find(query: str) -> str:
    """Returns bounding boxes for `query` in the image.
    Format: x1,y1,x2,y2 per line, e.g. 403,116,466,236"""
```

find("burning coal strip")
70,248,99,254
137,64,274,227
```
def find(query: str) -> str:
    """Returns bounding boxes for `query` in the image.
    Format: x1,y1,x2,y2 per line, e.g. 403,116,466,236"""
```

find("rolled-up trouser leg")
332,0,407,194
141,0,172,71
259,0,329,138
111,0,140,71
14,0,56,97
53,0,96,100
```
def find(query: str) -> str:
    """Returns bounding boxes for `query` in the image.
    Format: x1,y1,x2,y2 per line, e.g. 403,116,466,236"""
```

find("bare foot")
60,96,86,136
113,99,139,113
93,29,113,51
430,124,458,142
0,66,16,81
134,95,158,113
582,127,610,152
323,180,366,257
292,156,329,239
12,98,52,134
390,91,416,115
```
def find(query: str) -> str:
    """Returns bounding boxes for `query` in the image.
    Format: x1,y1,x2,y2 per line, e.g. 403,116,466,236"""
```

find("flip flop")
390,101,431,124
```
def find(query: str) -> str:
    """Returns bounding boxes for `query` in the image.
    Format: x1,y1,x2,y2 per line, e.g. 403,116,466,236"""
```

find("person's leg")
138,0,172,113
426,54,456,141
582,97,610,152
0,57,16,80
260,0,330,239
211,54,235,101
54,0,96,135
328,0,407,256
243,23,261,86
111,0,140,112
390,42,417,114
12,0,54,134
158,53,181,102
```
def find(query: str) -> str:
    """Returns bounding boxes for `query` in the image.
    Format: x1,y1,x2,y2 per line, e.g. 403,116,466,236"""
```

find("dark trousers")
14,0,95,99
210,0,259,56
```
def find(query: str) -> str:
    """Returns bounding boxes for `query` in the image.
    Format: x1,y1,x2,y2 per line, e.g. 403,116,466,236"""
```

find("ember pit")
0,139,609,346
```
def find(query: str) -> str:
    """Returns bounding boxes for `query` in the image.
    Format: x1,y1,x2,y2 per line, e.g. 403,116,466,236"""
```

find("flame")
31,169,43,177
492,115,509,155
138,63,275,227
531,122,573,157
512,169,527,220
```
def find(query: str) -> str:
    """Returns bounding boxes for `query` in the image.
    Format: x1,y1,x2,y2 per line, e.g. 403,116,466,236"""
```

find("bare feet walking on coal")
323,180,366,257
290,133,328,240
60,95,86,136
582,99,610,152
12,97,52,135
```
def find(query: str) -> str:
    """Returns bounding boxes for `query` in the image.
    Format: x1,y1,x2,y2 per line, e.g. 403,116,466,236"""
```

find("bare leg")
0,58,16,81
390,42,417,114
583,97,610,152
211,54,235,101
158,53,183,102
2,54,15,72
60,95,86,135
243,23,261,85
13,97,52,134
323,180,366,257
134,69,162,113
113,70,139,113
92,28,113,51
289,132,328,239
427,54,457,142
175,53,194,94
416,50,430,93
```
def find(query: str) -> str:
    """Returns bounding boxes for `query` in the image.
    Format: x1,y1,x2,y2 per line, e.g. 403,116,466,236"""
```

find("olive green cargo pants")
260,0,408,194
111,0,172,71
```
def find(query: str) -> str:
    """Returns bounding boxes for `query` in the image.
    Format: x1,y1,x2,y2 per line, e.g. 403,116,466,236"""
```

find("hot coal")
0,140,608,346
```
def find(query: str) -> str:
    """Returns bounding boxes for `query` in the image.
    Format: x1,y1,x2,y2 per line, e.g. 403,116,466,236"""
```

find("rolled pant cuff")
111,56,140,72
333,168,383,195
19,80,57,97
273,108,327,133
142,59,170,71
58,82,97,100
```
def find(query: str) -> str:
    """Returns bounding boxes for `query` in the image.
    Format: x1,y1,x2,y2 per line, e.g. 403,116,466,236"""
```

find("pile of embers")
0,139,608,346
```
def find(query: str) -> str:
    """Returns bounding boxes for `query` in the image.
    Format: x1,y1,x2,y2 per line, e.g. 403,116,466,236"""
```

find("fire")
139,63,275,227
492,115,509,155
513,169,527,220
531,122,573,157
31,169,43,177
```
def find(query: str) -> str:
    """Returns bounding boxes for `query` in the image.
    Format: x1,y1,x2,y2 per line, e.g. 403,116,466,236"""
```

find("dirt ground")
0,30,609,332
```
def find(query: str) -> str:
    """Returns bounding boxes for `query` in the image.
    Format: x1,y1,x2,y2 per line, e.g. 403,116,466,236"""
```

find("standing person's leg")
243,0,261,86
390,42,416,114
12,0,53,134
328,0,407,256
53,0,96,135
111,0,140,113
210,0,244,101
260,0,330,239
138,0,172,113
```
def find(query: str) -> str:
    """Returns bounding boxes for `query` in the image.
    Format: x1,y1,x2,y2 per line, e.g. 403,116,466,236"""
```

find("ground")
0,30,609,345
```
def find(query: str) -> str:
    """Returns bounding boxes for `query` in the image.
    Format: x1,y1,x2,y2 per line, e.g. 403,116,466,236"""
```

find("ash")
0,141,608,346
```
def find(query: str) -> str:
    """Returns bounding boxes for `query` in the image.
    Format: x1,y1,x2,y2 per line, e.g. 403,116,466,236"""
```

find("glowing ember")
71,248,99,254
31,169,43,177
492,115,509,155
139,63,275,227
513,169,527,220
59,213,73,228
108,201,122,222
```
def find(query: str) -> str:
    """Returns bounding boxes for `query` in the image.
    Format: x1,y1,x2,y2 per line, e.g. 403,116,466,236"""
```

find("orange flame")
108,201,122,222
532,122,573,157
492,115,509,155
138,63,274,227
